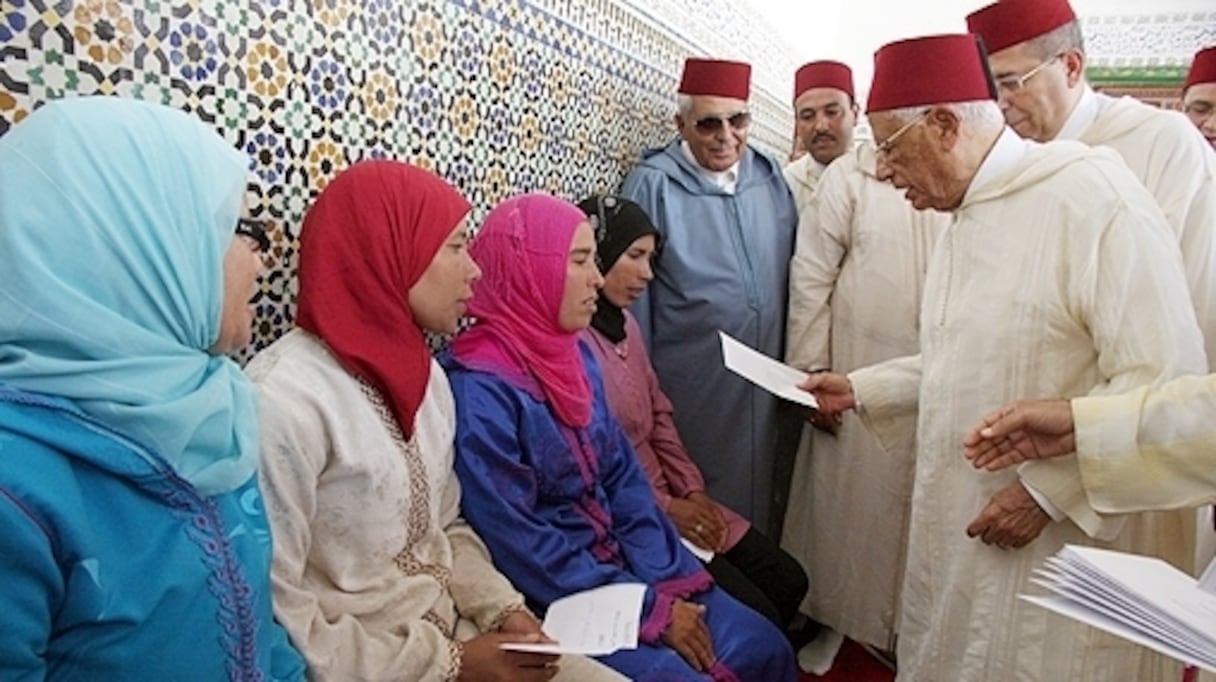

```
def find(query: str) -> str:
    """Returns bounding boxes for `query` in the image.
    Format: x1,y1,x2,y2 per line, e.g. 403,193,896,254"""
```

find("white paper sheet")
681,537,715,563
499,583,646,656
719,331,819,409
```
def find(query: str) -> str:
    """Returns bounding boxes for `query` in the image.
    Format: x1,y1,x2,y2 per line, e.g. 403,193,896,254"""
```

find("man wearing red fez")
1184,45,1216,149
783,60,858,213
967,0,1216,369
780,58,950,669
801,32,1205,682
620,58,800,568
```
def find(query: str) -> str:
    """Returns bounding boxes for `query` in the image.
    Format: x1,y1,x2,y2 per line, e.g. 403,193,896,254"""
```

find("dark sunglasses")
235,218,271,253
693,111,751,134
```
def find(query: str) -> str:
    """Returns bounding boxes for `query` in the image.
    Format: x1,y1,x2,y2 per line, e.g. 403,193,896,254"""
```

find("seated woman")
249,161,625,682
444,193,797,682
575,194,808,633
0,97,303,679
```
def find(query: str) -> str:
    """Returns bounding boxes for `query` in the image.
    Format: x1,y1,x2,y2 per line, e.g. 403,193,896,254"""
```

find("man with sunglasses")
967,0,1216,373
620,57,798,542
780,59,951,670
799,33,1204,681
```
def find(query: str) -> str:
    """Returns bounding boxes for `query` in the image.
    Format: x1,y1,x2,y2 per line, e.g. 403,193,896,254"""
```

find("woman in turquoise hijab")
0,97,305,680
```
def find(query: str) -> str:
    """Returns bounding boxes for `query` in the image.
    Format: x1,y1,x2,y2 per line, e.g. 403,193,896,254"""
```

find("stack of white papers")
499,583,646,656
1022,544,1216,672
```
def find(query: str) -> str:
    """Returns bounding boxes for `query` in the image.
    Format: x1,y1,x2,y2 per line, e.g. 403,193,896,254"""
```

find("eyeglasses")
693,111,751,134
994,54,1062,95
874,109,931,159
235,217,271,253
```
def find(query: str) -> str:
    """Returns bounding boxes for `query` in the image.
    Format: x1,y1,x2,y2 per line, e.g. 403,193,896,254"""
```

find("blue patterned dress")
444,344,795,682
0,386,305,681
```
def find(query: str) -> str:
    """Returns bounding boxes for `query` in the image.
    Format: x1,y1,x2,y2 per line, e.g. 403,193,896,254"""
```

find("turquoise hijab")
0,97,258,495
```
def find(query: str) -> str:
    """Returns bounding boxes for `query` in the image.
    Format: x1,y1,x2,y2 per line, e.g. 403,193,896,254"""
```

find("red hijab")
296,160,470,439
450,193,593,428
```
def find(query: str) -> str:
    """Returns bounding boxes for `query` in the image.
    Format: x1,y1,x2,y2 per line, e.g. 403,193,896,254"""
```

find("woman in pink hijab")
444,193,796,682
250,162,624,682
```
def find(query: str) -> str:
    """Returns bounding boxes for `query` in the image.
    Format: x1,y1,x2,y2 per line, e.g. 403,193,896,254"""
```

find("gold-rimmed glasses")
874,108,931,159
994,54,1063,95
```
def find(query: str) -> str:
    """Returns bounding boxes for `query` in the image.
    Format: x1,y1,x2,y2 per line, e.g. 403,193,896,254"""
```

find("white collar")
1054,84,1099,141
681,141,740,194
964,127,1037,203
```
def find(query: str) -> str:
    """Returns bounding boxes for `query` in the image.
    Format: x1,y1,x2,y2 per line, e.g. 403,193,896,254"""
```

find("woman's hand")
669,494,727,551
458,632,559,682
661,599,715,673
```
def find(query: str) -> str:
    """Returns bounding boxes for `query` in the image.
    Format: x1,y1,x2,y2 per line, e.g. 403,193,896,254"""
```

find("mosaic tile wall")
0,0,801,357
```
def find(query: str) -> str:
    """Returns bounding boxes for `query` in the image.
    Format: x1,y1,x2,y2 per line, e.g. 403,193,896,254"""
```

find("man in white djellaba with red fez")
783,60,858,213
799,33,1206,682
780,58,950,668
966,0,1216,375
1184,46,1216,149
621,58,798,541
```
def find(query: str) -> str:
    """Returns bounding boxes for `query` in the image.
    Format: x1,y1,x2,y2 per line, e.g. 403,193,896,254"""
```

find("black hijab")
576,195,661,343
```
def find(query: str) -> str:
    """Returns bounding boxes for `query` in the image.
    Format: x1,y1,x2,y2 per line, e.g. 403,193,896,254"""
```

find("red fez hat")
794,61,855,102
866,34,997,113
1185,46,1216,91
678,58,751,100
966,0,1077,54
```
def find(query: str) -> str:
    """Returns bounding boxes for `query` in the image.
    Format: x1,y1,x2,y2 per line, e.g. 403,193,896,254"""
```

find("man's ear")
1062,49,1086,88
927,106,962,150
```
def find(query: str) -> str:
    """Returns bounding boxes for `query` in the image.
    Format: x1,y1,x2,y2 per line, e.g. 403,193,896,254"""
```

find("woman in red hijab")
247,161,625,682
444,193,797,682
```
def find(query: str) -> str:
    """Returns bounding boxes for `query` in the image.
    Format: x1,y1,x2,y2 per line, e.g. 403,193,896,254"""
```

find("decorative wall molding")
1082,11,1216,68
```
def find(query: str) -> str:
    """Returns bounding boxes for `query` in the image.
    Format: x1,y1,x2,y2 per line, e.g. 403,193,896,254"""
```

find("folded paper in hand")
719,331,819,409
499,583,646,656
1021,544,1216,673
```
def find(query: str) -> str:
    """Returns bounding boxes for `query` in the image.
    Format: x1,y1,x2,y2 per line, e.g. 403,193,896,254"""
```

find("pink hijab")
450,193,593,428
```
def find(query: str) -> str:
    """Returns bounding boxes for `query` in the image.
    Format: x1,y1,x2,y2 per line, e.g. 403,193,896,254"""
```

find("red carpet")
801,638,895,682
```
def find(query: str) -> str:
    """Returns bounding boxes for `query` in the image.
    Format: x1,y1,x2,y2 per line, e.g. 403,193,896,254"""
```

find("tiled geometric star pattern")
0,0,803,361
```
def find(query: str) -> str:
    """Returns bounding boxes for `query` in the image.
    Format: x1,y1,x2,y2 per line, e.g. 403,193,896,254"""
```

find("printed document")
499,583,646,656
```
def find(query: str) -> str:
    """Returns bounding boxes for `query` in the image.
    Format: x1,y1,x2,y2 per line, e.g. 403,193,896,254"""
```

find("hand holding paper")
499,583,646,656
718,331,858,415
719,331,819,409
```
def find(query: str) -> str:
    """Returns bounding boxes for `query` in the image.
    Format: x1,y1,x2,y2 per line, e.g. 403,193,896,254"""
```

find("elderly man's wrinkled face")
987,42,1077,142
1184,82,1216,150
794,87,857,165
871,110,959,212
677,95,750,172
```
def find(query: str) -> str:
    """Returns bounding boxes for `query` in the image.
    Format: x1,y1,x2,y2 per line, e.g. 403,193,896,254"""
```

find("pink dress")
583,310,749,551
